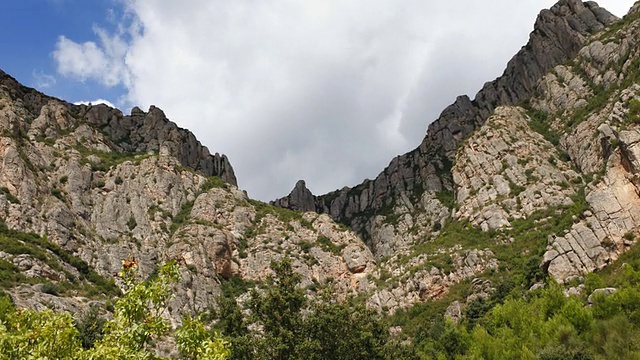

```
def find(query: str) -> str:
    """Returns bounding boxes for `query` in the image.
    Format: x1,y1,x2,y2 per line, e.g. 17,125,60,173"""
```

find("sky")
0,0,636,201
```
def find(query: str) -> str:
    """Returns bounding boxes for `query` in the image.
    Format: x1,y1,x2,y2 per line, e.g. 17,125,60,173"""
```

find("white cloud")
73,99,117,108
53,25,131,87
52,0,636,201
32,70,56,89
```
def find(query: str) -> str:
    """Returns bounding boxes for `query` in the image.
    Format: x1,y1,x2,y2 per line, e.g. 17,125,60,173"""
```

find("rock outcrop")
271,180,316,212
452,106,577,231
0,69,375,319
366,248,498,314
0,70,237,186
274,0,617,259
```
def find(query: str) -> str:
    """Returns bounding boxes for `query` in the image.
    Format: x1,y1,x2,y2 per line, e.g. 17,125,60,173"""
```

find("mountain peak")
271,179,316,212
274,0,620,259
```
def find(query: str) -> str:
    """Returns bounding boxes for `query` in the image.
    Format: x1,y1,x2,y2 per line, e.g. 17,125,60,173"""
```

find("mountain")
274,0,618,257
0,68,374,317
273,0,640,311
3,0,640,357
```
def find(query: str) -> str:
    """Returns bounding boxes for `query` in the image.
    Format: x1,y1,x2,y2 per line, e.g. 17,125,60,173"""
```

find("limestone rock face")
4,0,640,326
542,153,640,282
366,247,498,314
273,0,617,259
452,106,577,231
530,9,640,282
0,69,374,320
268,0,637,309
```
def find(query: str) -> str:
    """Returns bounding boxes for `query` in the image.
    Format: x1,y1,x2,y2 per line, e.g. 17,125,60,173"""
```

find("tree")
74,305,107,349
85,260,183,358
176,315,231,360
211,293,252,360
248,258,306,359
0,304,83,359
0,261,231,359
301,296,398,360
244,257,413,360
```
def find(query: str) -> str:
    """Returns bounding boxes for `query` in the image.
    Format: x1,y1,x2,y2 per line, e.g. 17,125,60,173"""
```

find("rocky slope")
0,70,375,319
3,0,640,329
274,0,640,312
274,0,618,258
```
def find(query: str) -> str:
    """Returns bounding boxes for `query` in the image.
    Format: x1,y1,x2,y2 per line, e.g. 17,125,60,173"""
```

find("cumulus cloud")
32,70,56,89
53,26,131,87
52,0,635,201
73,99,117,108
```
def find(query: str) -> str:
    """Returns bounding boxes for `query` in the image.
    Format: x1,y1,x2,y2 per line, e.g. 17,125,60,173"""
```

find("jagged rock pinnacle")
271,179,316,212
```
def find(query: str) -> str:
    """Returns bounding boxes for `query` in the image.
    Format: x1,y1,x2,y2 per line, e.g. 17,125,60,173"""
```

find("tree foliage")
6,254,640,359
216,258,413,360
410,265,640,359
0,261,230,360
176,315,231,360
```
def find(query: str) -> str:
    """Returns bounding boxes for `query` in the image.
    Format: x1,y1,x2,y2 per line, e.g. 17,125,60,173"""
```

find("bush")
51,188,65,201
0,261,231,359
316,235,345,254
75,306,106,349
0,187,20,204
41,282,61,296
127,216,137,231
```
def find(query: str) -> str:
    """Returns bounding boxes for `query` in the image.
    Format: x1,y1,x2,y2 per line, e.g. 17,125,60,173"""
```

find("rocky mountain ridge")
274,0,619,258
272,0,640,313
0,69,375,319
0,69,237,186
2,0,640,336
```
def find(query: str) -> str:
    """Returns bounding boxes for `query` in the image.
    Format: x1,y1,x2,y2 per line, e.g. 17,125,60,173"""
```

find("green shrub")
127,216,137,231
436,190,456,209
74,306,106,349
527,109,560,146
0,187,20,204
200,176,226,191
627,99,640,123
170,200,194,234
41,282,62,296
51,188,65,201
299,240,313,253
316,235,345,254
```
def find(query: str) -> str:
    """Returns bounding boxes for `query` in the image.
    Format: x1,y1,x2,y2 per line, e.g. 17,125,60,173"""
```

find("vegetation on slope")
4,245,638,359
405,243,640,360
0,223,119,297
216,258,415,360
0,261,230,359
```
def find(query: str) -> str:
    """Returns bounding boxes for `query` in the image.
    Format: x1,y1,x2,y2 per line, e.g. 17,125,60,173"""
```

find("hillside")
275,0,640,311
3,0,640,358
0,68,375,319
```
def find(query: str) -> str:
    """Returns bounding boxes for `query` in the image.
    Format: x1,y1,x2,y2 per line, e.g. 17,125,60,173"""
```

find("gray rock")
587,287,617,304
271,180,316,212
530,282,546,291
445,301,462,324
564,284,585,297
